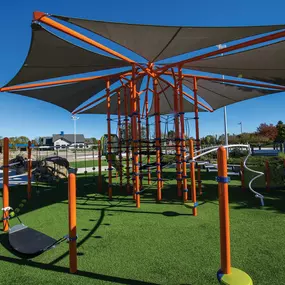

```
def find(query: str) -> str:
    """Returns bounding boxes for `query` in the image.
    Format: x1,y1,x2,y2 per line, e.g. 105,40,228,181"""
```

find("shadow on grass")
0,254,158,285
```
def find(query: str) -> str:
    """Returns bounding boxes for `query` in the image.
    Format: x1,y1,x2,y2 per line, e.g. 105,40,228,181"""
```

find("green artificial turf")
1,169,285,284
69,160,108,168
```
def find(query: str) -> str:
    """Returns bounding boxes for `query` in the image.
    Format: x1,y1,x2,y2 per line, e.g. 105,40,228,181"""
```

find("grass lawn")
0,169,285,284
69,160,108,168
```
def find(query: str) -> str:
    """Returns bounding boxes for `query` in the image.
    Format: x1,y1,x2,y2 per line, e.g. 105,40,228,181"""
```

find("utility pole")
238,122,243,134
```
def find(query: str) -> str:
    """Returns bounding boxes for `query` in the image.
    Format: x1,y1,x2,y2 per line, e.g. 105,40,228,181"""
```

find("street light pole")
71,116,79,148
239,122,243,134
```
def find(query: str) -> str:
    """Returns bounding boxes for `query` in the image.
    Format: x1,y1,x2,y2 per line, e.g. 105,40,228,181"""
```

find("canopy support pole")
106,79,112,200
145,77,151,185
124,86,131,194
178,67,188,202
172,73,182,197
117,91,123,191
131,65,140,207
137,93,143,190
189,139,197,216
193,77,202,195
153,78,162,202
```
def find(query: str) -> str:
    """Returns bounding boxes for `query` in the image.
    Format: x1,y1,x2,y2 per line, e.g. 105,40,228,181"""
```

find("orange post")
193,77,202,195
217,146,231,275
68,172,77,274
189,140,197,216
145,77,151,185
98,140,102,192
178,67,188,202
172,71,182,197
137,93,143,190
131,65,140,207
106,79,112,200
3,137,9,232
117,91,123,191
124,87,131,194
27,141,32,200
265,160,270,191
153,78,162,202
240,161,245,191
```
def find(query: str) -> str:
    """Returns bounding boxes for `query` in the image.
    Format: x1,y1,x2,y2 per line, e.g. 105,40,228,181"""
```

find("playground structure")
1,11,285,284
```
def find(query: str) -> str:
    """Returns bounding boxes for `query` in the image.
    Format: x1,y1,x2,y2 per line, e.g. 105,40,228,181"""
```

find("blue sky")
0,0,285,140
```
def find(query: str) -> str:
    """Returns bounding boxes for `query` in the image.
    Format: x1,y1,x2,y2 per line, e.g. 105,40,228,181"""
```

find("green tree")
276,121,285,142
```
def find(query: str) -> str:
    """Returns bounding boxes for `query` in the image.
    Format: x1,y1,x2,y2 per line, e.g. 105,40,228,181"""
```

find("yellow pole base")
217,267,253,285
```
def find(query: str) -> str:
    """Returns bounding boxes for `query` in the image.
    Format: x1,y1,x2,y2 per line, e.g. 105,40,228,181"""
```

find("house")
53,134,86,149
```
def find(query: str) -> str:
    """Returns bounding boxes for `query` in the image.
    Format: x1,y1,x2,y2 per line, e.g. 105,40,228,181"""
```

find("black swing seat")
9,224,57,255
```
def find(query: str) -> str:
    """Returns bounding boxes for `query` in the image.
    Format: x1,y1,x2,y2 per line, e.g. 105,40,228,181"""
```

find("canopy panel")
80,77,143,115
5,23,130,87
184,40,285,85
148,80,206,116
9,74,124,112
183,78,280,110
53,15,285,62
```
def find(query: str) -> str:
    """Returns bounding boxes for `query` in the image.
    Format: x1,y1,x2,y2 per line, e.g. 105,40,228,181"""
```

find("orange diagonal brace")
34,12,135,64
157,29,285,74
0,70,132,93
165,72,285,91
158,77,213,112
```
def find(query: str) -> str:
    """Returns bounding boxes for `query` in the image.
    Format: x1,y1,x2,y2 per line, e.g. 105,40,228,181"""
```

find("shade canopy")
10,74,125,112
148,80,206,116
184,40,285,85
53,14,285,62
183,78,281,110
5,23,130,87
79,77,143,115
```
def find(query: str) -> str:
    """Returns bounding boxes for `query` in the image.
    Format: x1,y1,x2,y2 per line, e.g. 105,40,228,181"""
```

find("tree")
256,123,277,141
276,121,285,142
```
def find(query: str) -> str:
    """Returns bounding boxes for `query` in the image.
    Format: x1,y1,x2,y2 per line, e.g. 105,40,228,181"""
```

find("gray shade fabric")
80,77,143,115
183,78,280,110
184,40,285,85
10,75,123,112
5,23,130,87
148,80,206,116
53,15,285,62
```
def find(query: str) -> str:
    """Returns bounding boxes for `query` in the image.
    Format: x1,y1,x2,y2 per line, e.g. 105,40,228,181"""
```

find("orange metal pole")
106,79,112,200
178,67,188,202
34,12,135,64
171,72,285,91
137,93,143,190
117,92,123,191
153,78,162,201
157,28,285,74
124,87,131,194
189,139,197,216
172,71,182,197
193,77,202,195
131,65,140,207
265,160,270,191
145,78,151,185
158,76,213,112
3,137,9,232
1,70,132,93
27,141,32,200
217,146,231,275
98,140,102,192
68,172,77,274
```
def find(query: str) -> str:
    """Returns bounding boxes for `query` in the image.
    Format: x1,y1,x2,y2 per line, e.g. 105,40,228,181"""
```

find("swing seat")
9,224,57,255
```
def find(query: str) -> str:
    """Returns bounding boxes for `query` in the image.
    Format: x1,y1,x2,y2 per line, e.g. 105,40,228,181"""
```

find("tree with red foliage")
256,123,278,141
